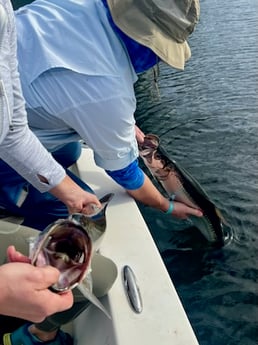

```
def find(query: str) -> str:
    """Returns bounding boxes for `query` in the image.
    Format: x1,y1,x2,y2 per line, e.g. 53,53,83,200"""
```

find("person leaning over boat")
0,0,107,338
11,0,202,226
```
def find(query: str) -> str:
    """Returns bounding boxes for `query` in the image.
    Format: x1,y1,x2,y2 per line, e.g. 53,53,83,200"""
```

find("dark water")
134,0,258,344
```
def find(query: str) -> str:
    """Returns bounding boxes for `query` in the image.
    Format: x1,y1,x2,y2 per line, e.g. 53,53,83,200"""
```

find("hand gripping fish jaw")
69,193,114,252
29,193,114,318
138,134,232,247
31,219,93,292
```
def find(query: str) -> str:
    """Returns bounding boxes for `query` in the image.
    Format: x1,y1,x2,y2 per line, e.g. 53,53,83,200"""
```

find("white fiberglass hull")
72,148,199,345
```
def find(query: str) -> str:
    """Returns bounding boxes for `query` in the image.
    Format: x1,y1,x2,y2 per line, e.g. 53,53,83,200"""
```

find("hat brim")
107,0,191,70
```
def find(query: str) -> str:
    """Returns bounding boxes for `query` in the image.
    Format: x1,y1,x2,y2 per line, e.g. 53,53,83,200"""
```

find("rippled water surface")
134,0,258,344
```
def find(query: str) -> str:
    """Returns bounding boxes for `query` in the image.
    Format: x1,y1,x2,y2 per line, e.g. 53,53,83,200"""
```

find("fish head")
69,193,114,251
138,134,160,160
30,218,93,292
138,133,160,151
30,193,114,292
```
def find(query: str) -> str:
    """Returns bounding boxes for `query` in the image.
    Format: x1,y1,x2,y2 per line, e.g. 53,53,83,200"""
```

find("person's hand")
171,201,203,219
135,125,145,144
0,246,73,322
50,175,101,214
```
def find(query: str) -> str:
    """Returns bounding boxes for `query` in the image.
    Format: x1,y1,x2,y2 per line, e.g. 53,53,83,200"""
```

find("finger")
81,202,100,215
47,290,74,312
189,208,203,217
135,125,145,143
7,245,31,263
89,197,102,208
34,266,61,289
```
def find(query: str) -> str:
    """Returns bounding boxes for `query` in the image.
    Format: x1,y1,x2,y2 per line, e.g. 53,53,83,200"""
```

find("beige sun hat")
106,0,200,70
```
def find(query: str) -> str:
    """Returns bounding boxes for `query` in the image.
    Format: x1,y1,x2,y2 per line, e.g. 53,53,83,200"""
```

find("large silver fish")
29,193,114,318
138,134,231,247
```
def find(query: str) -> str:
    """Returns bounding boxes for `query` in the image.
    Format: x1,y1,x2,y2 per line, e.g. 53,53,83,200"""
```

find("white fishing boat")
69,147,200,345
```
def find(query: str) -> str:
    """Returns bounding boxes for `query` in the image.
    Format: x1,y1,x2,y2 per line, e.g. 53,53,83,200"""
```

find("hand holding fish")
50,175,101,215
0,245,73,322
138,133,228,246
169,200,203,219
135,125,145,144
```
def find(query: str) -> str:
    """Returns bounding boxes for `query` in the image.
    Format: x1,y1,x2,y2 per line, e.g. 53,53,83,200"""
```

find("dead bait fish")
138,134,231,247
30,193,114,317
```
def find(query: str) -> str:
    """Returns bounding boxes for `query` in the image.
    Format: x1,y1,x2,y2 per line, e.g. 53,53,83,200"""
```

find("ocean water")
134,0,258,344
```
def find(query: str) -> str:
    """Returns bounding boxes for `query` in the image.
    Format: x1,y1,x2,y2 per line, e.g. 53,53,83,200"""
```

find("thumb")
34,265,61,289
7,245,31,263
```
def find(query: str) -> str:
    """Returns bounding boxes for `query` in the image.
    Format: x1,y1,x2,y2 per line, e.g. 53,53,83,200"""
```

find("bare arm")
132,126,203,218
127,173,202,219
49,175,101,214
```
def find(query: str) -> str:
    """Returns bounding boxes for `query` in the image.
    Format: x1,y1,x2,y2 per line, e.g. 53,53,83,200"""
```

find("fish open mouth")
29,193,115,318
30,220,92,292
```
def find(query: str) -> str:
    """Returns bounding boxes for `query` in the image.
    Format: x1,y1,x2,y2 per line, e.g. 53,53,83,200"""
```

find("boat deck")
72,148,199,345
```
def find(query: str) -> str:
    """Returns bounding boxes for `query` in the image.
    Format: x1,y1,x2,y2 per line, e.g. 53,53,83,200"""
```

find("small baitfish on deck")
29,193,114,318
138,134,231,247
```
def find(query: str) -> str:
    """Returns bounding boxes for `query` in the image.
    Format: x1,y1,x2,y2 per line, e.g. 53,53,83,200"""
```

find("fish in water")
29,193,114,318
138,134,231,247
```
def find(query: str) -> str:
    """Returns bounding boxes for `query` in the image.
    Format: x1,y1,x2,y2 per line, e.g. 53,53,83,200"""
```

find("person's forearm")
49,175,101,214
106,159,202,218
0,127,66,193
126,173,203,219
126,173,170,212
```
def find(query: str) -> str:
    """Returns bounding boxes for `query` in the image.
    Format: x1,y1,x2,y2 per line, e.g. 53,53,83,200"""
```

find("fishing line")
159,116,217,138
